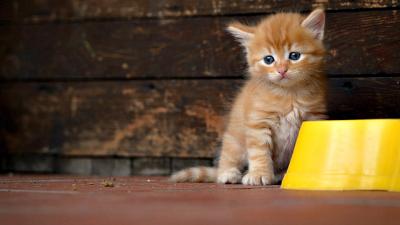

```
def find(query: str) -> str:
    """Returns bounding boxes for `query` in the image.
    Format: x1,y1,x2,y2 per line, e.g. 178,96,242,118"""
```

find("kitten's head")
227,9,326,88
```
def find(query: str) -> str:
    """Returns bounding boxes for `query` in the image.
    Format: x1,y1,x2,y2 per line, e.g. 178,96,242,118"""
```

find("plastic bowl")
281,119,400,191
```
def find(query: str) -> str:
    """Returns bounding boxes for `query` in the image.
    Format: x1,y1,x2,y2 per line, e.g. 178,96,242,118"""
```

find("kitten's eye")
263,55,275,65
289,52,301,61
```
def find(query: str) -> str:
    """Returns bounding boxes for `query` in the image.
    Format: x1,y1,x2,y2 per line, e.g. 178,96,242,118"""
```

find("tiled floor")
0,175,399,225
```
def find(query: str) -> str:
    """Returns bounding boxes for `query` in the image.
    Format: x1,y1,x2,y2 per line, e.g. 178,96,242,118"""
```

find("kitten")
171,9,327,185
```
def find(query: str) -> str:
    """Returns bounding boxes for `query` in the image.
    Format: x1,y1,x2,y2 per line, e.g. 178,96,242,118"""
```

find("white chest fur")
272,107,303,172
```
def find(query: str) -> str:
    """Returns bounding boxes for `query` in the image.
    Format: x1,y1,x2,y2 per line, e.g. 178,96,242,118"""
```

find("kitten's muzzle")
277,66,288,78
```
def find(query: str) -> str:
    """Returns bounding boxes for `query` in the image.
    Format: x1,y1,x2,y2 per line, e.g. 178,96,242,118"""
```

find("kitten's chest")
272,106,304,170
275,107,303,145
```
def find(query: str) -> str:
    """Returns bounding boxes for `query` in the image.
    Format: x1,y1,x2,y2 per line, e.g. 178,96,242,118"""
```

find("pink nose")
277,67,288,76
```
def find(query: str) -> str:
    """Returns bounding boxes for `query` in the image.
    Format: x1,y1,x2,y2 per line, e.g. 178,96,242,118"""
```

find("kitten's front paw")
217,168,242,184
242,171,274,186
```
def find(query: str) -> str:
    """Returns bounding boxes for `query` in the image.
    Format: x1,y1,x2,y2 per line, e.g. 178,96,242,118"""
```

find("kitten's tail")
169,166,217,183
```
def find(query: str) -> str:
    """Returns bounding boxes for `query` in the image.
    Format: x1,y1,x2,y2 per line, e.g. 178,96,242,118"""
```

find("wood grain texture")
1,78,399,157
1,0,399,22
1,10,399,80
0,80,239,157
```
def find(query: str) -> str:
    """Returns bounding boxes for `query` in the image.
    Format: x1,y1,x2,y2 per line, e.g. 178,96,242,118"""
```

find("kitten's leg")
242,116,275,185
217,133,245,184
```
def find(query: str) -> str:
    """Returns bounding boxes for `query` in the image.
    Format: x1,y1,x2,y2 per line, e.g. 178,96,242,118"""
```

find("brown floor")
1,175,400,225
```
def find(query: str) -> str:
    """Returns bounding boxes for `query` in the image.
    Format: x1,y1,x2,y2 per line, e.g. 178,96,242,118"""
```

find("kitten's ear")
301,8,325,40
226,22,255,47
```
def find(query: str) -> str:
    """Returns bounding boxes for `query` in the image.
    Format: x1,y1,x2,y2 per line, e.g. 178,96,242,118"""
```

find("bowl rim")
303,118,400,123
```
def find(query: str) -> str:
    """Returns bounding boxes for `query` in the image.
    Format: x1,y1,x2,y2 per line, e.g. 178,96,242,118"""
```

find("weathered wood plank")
0,80,238,158
1,78,399,158
1,10,399,80
327,78,400,119
1,0,399,22
131,158,171,176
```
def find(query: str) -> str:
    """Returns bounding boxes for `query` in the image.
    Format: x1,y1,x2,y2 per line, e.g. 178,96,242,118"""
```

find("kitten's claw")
217,168,242,184
242,172,274,186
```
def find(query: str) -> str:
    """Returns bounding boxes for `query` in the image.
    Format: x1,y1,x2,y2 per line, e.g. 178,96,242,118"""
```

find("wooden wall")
1,1,400,171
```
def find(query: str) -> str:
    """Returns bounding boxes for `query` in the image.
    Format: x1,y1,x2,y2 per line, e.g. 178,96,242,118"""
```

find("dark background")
0,0,399,176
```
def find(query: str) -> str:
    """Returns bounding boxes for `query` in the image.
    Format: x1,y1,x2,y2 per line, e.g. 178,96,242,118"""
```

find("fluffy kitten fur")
171,9,327,185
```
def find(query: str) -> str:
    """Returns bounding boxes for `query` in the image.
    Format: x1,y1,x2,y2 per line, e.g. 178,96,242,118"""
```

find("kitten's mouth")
267,73,292,84
279,74,289,80
275,74,296,86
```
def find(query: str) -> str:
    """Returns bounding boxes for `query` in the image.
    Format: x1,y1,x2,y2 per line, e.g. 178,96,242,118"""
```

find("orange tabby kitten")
171,9,327,185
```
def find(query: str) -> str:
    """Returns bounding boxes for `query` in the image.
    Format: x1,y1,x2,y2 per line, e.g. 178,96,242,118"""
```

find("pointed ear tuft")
226,22,255,47
301,8,325,40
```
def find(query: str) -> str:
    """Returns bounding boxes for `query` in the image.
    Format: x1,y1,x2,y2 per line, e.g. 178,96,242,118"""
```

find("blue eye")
263,55,275,65
289,52,301,60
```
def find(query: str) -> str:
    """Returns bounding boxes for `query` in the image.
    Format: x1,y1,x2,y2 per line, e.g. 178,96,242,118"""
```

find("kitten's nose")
277,66,288,76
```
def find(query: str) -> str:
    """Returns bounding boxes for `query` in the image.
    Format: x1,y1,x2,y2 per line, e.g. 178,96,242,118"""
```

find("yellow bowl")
281,119,400,191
